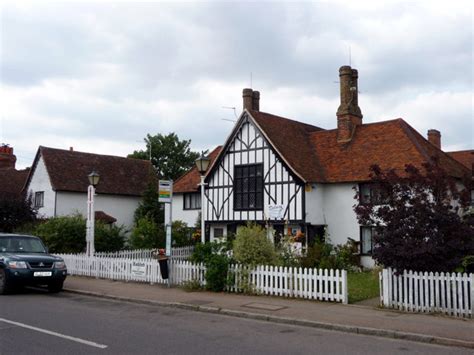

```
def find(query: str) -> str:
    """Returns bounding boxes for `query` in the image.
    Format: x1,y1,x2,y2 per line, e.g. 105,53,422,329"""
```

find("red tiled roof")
447,150,474,172
26,146,156,196
95,211,117,224
250,110,325,181
174,146,222,193
173,111,469,189
309,119,469,182
0,168,30,198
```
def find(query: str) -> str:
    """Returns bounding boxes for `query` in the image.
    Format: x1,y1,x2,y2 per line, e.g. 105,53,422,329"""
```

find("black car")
0,233,67,294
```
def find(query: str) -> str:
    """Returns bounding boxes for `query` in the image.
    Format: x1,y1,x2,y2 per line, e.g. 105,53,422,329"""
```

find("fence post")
471,273,474,318
382,268,390,308
341,270,348,304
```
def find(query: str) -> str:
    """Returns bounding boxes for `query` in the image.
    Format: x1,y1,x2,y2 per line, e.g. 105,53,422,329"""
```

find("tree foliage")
134,183,163,225
129,132,200,180
129,216,165,249
354,161,474,272
0,193,37,233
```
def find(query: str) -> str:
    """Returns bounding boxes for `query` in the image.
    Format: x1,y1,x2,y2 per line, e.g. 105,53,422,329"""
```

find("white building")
172,66,469,268
25,146,156,232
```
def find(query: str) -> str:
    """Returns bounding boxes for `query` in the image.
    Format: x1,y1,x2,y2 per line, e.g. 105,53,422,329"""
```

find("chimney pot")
0,144,16,169
427,129,441,149
252,90,260,111
242,88,253,111
336,66,363,142
70,147,74,151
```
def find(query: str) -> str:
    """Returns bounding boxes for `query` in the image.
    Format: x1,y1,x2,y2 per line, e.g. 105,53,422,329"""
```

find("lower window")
184,193,201,210
213,228,224,238
34,191,44,208
360,227,375,255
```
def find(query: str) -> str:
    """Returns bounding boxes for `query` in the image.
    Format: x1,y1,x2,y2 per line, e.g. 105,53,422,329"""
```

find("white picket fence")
60,254,205,285
93,246,194,260
59,254,347,304
380,268,474,318
228,264,347,303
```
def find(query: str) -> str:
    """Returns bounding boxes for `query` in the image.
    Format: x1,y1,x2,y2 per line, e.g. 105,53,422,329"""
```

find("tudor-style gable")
204,110,305,224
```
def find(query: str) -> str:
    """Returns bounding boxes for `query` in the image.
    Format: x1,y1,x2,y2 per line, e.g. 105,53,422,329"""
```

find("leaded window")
234,164,263,211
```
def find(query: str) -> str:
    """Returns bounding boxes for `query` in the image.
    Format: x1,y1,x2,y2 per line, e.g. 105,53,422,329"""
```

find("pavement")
64,276,474,349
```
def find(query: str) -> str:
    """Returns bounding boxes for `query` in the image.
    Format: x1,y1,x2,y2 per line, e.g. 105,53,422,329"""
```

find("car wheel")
48,281,64,293
0,269,10,295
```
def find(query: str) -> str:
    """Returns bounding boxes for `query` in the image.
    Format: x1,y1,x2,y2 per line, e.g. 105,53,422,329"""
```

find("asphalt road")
0,288,471,355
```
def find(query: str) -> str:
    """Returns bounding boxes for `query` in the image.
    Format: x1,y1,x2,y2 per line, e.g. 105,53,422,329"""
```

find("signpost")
159,180,173,257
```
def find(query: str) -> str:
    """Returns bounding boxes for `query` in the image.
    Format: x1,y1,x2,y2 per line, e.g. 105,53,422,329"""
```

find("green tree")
0,193,37,233
134,183,163,225
130,216,165,249
129,133,200,180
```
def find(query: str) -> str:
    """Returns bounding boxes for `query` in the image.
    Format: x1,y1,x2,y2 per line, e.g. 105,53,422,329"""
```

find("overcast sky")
1,0,472,169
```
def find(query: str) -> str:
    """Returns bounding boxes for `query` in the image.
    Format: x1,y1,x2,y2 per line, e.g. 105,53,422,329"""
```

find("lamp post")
86,171,100,257
195,153,210,244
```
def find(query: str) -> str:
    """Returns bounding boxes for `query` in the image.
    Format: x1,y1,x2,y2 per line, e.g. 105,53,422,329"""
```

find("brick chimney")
336,66,363,142
242,88,260,111
0,145,16,169
427,129,441,149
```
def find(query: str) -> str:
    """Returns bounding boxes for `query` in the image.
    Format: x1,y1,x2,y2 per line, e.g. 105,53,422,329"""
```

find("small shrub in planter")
233,223,277,266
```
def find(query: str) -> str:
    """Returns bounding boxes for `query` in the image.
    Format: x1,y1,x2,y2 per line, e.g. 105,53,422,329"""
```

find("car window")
0,237,46,253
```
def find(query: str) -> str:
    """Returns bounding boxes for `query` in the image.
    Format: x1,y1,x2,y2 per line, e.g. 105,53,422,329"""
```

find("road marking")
0,318,108,349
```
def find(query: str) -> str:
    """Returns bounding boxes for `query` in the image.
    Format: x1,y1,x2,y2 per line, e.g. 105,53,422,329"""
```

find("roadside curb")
64,288,474,350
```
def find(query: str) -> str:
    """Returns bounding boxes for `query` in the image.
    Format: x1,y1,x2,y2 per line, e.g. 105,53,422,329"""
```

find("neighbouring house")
0,145,30,200
24,146,156,231
172,66,470,268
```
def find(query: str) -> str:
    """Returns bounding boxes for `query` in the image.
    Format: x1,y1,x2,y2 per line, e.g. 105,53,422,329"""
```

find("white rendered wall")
55,191,140,232
26,156,56,218
170,194,200,227
305,183,375,269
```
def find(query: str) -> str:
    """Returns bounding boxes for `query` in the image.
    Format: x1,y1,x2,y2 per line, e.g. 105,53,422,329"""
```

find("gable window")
234,164,263,211
360,226,377,255
359,183,387,205
34,191,44,208
184,193,201,210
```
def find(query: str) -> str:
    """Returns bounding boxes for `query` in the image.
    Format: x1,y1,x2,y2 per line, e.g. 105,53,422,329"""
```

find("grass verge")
348,270,380,304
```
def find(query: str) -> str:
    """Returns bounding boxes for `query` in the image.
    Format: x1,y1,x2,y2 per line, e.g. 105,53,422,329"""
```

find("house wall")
205,113,304,223
305,182,375,269
26,156,56,218
55,191,140,232
170,193,199,226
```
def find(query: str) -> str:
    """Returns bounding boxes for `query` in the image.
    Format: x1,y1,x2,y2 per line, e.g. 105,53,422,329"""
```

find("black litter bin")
158,257,169,279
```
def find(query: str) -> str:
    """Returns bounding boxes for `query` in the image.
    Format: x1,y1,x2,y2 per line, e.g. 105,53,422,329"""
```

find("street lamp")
195,153,210,244
86,171,100,256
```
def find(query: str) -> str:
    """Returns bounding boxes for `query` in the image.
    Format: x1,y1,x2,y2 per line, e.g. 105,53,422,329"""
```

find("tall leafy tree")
129,133,200,180
0,193,37,232
354,161,474,272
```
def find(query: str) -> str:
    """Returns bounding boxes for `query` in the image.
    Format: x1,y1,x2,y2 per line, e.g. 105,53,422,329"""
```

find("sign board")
159,180,173,203
131,261,147,280
268,204,284,219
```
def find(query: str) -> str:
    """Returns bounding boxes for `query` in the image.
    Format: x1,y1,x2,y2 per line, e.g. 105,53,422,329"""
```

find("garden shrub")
233,223,277,266
172,220,193,247
94,223,126,252
34,215,126,253
204,254,230,292
35,215,86,253
300,239,360,271
130,216,165,249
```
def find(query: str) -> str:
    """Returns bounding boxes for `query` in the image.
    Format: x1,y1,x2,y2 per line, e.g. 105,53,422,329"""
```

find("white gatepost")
341,270,348,304
382,268,391,308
